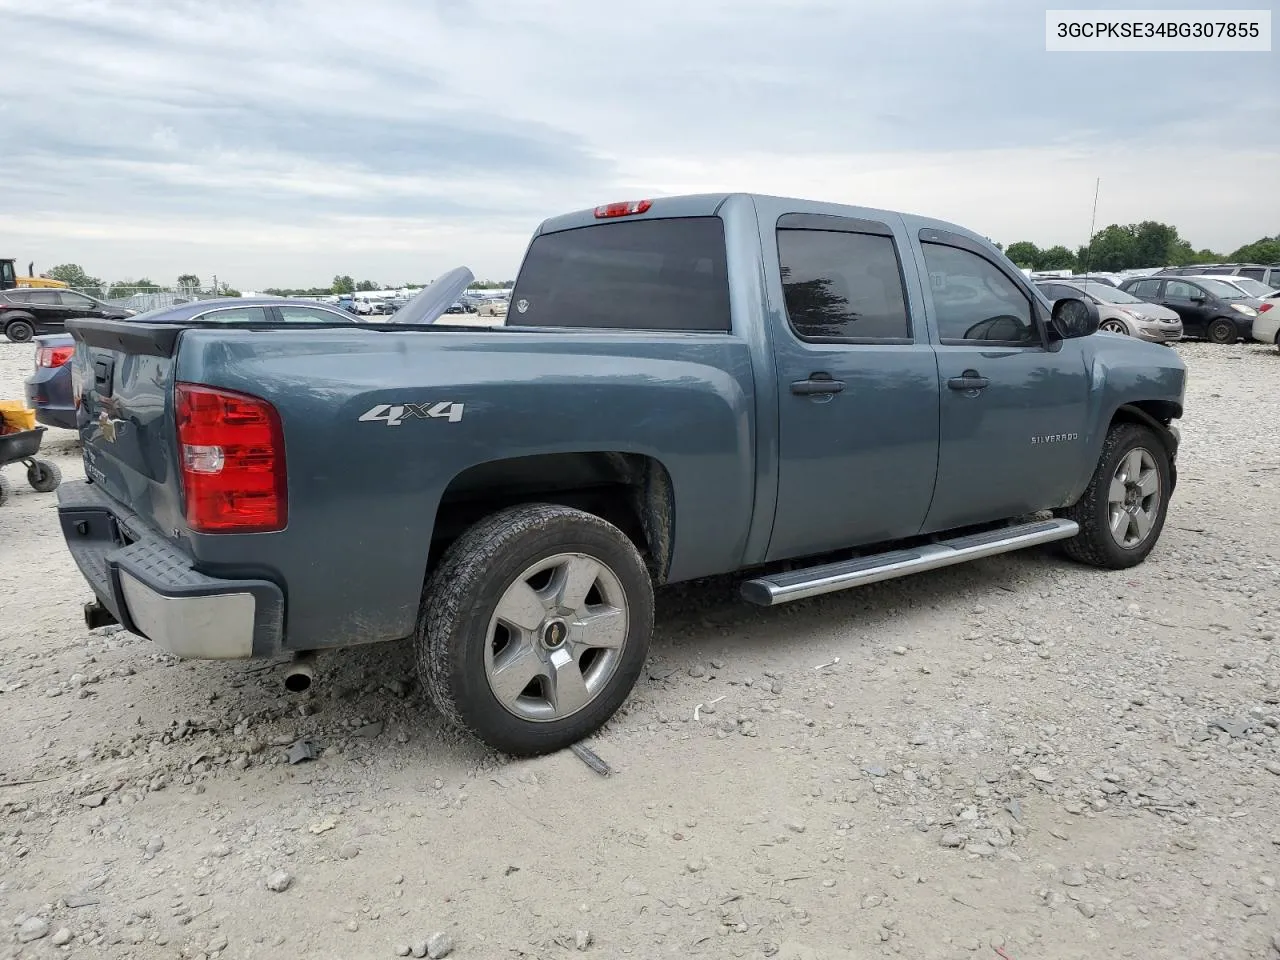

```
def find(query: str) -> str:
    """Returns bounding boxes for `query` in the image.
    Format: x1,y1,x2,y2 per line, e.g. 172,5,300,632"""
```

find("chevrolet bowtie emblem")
97,410,124,442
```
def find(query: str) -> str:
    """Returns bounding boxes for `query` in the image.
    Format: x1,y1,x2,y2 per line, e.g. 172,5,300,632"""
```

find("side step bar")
740,518,1079,607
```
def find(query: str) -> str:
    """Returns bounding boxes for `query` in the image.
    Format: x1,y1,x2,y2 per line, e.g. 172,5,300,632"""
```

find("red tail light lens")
1259,302,1272,313
36,345,75,368
175,383,287,533
593,199,652,218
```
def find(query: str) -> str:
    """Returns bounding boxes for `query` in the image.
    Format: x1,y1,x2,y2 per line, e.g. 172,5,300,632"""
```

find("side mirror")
1190,294,1206,302
1049,296,1100,340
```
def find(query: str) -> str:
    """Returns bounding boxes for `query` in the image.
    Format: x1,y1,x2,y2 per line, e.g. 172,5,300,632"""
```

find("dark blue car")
24,297,361,430
25,333,77,429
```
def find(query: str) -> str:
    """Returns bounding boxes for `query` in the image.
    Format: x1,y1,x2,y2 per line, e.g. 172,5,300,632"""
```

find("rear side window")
1239,268,1265,280
776,229,911,341
194,306,272,323
4,290,32,303
1129,279,1162,298
510,217,731,332
277,305,352,323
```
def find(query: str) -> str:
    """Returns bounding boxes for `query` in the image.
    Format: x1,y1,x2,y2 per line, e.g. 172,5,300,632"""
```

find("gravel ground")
1,336,1278,960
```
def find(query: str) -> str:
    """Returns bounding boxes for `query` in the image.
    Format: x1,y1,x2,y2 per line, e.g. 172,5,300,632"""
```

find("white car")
1184,275,1277,301
1252,288,1280,349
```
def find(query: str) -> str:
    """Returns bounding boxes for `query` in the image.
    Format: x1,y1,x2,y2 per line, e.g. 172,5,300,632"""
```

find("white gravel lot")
1,336,1278,960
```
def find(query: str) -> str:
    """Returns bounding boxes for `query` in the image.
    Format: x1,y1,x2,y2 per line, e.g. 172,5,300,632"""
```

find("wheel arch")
3,312,38,335
429,451,677,584
1107,401,1180,491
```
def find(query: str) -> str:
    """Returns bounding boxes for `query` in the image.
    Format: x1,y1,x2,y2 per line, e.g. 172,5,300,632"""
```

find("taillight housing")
36,345,75,368
1259,302,1273,313
175,383,287,533
594,199,652,218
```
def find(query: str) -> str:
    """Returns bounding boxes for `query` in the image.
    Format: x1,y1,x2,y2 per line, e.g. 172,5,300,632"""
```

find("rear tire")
1207,318,1236,344
27,459,62,493
1060,422,1172,569
415,503,654,756
4,319,35,344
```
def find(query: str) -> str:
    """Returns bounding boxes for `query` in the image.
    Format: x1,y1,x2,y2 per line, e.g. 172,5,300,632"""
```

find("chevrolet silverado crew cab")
55,193,1186,756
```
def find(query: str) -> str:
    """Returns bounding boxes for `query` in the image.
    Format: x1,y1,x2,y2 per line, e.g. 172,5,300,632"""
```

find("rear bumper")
56,480,284,659
24,368,77,430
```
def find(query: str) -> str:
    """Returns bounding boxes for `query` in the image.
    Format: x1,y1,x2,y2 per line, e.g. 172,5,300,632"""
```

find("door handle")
947,371,990,391
791,374,845,396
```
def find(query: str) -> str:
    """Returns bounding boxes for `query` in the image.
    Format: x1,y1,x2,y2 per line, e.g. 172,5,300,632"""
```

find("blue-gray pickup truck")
55,193,1186,755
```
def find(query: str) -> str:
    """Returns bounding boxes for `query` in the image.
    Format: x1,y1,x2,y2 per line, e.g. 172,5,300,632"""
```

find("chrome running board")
740,518,1079,607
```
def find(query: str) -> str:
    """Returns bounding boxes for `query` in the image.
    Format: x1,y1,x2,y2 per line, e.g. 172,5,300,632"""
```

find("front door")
766,213,941,562
1159,278,1214,336
913,231,1090,534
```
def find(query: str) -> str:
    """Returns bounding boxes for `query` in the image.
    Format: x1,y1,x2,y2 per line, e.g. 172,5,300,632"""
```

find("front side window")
1129,279,1162,299
1165,280,1199,299
510,217,731,332
776,229,911,341
59,292,95,308
195,306,272,323
920,242,1038,344
277,305,353,323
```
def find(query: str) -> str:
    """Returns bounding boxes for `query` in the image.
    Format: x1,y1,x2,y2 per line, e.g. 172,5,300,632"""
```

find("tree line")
1002,222,1280,273
43,264,240,298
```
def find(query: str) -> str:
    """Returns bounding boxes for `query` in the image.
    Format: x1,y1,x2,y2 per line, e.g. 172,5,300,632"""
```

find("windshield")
1197,278,1247,299
1075,282,1143,304
1228,277,1273,297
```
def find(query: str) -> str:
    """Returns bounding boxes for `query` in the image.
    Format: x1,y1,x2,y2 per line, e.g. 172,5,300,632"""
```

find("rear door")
763,210,941,561
22,290,71,333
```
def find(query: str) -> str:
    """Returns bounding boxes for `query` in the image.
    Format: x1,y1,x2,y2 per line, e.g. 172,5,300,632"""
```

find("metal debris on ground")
814,657,841,670
286,739,319,764
570,742,612,776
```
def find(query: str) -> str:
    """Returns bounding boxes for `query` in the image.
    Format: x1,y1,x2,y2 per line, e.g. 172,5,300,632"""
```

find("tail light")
594,199,652,218
1259,302,1273,313
175,383,287,533
36,345,75,368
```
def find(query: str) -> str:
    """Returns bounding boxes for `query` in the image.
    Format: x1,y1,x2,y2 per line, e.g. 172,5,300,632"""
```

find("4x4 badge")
359,402,464,426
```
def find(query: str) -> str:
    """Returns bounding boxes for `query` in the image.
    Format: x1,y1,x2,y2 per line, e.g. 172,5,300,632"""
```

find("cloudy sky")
2,0,1276,289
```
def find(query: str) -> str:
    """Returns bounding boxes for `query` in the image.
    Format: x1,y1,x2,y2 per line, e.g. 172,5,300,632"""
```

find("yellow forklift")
0,258,68,290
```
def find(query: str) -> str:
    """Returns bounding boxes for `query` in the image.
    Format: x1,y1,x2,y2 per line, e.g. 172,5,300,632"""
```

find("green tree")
355,279,379,292
1038,245,1076,271
1079,224,1137,272
46,263,104,296
1230,236,1280,264
1004,242,1040,269
177,273,201,291
332,275,355,294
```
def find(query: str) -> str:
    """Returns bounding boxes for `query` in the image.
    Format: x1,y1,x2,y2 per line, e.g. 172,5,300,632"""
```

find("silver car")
1036,279,1182,344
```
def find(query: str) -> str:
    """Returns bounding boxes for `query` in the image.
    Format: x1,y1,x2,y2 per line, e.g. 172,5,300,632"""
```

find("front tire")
1207,318,1236,344
1060,422,1172,569
1099,319,1129,336
416,504,654,756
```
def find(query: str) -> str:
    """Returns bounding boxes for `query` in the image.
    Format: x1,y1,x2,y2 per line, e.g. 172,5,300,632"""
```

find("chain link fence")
69,286,218,313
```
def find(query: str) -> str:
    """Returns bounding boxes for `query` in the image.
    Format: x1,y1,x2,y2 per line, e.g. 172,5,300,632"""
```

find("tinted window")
1129,279,1162,298
4,290,32,303
1199,267,1232,275
510,217,731,332
0,262,14,285
277,305,352,323
1165,280,1200,299
921,242,1038,344
195,307,272,323
59,292,95,308
1037,283,1075,301
776,229,911,341
1239,268,1265,280
26,290,61,304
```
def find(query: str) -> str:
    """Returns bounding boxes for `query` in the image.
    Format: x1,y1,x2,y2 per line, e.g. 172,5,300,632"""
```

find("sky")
1,0,1276,289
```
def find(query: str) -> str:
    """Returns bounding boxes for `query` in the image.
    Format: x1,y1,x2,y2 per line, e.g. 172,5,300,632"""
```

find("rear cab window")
775,221,912,342
509,217,732,332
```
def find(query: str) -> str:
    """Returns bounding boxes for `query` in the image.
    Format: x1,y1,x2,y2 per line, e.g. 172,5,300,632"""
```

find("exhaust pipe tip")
283,652,315,693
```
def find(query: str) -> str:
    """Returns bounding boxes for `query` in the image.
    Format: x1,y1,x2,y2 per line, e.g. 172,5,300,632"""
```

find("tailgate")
67,319,188,536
